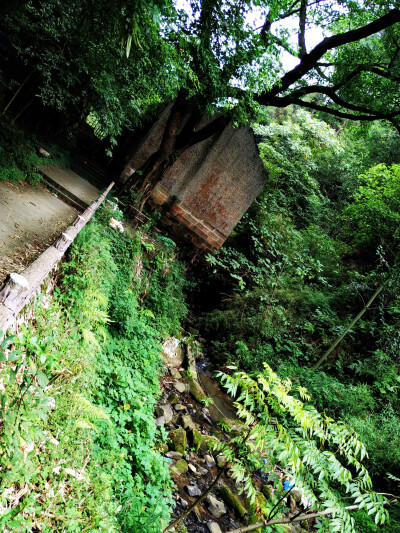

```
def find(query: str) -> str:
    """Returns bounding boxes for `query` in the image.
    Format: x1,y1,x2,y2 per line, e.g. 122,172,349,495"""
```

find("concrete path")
0,180,78,282
40,165,100,209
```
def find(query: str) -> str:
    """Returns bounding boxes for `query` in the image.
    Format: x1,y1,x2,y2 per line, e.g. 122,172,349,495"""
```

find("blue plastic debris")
283,480,295,490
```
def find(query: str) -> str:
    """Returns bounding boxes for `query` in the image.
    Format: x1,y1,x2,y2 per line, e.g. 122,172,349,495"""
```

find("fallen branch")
225,504,360,533
225,498,399,533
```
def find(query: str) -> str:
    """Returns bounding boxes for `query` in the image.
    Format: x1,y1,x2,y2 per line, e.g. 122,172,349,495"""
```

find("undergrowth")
0,202,187,531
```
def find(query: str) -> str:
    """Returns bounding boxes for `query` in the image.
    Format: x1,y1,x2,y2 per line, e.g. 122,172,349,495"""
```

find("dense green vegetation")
1,0,400,531
0,205,187,532
198,109,400,528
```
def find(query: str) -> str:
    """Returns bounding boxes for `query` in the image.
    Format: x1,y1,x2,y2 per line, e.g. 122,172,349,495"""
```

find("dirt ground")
0,180,78,283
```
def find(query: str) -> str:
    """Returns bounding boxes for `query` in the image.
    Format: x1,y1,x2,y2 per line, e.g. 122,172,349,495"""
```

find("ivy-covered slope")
0,203,187,532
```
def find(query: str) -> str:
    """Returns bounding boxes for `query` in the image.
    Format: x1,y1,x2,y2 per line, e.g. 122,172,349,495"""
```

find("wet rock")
197,466,208,476
188,463,197,473
162,337,184,369
182,414,196,431
188,377,207,403
207,522,223,533
186,484,202,497
205,454,216,468
218,417,248,437
219,485,247,518
191,428,203,451
168,392,180,405
156,404,173,424
174,382,187,394
206,495,226,518
166,451,183,459
216,454,227,468
175,403,187,411
169,429,187,454
170,368,182,379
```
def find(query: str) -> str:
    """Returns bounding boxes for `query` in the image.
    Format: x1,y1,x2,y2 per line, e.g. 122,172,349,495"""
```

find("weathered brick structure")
121,106,267,251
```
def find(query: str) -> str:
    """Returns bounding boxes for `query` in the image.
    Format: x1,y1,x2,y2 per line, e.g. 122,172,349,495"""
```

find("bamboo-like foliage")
214,363,389,532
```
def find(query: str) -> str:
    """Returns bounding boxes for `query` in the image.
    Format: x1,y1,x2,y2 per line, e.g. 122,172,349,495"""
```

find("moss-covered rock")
181,414,197,430
218,485,247,518
188,377,207,403
173,458,189,475
168,392,180,405
217,418,248,436
261,484,273,499
191,429,203,451
200,434,219,452
169,428,187,454
247,491,269,532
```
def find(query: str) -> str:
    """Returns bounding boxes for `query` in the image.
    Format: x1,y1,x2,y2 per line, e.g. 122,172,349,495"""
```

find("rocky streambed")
156,336,311,533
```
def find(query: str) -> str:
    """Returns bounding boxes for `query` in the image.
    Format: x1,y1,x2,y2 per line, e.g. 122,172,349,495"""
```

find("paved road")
0,180,78,283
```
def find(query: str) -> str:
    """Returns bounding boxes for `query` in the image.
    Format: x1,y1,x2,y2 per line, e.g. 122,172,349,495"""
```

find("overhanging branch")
256,9,400,104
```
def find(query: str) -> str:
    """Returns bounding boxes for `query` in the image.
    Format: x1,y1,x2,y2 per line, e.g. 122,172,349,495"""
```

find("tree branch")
298,0,308,58
256,9,400,104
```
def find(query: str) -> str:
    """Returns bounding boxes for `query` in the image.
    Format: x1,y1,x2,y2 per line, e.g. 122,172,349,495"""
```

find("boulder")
188,463,197,473
218,418,248,437
156,416,166,426
261,484,273,499
200,434,219,453
166,451,183,460
206,495,227,518
205,454,216,468
291,489,303,504
158,443,169,453
170,368,182,379
216,454,228,468
169,429,187,454
207,522,223,533
218,485,247,518
162,337,184,369
181,414,196,431
156,404,173,424
247,491,268,530
191,428,203,451
186,484,202,497
186,344,198,378
188,378,207,403
173,459,189,475
174,382,187,394
175,403,187,411
168,392,180,405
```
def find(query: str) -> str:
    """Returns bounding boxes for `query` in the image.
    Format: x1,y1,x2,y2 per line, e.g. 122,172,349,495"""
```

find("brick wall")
121,108,267,251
